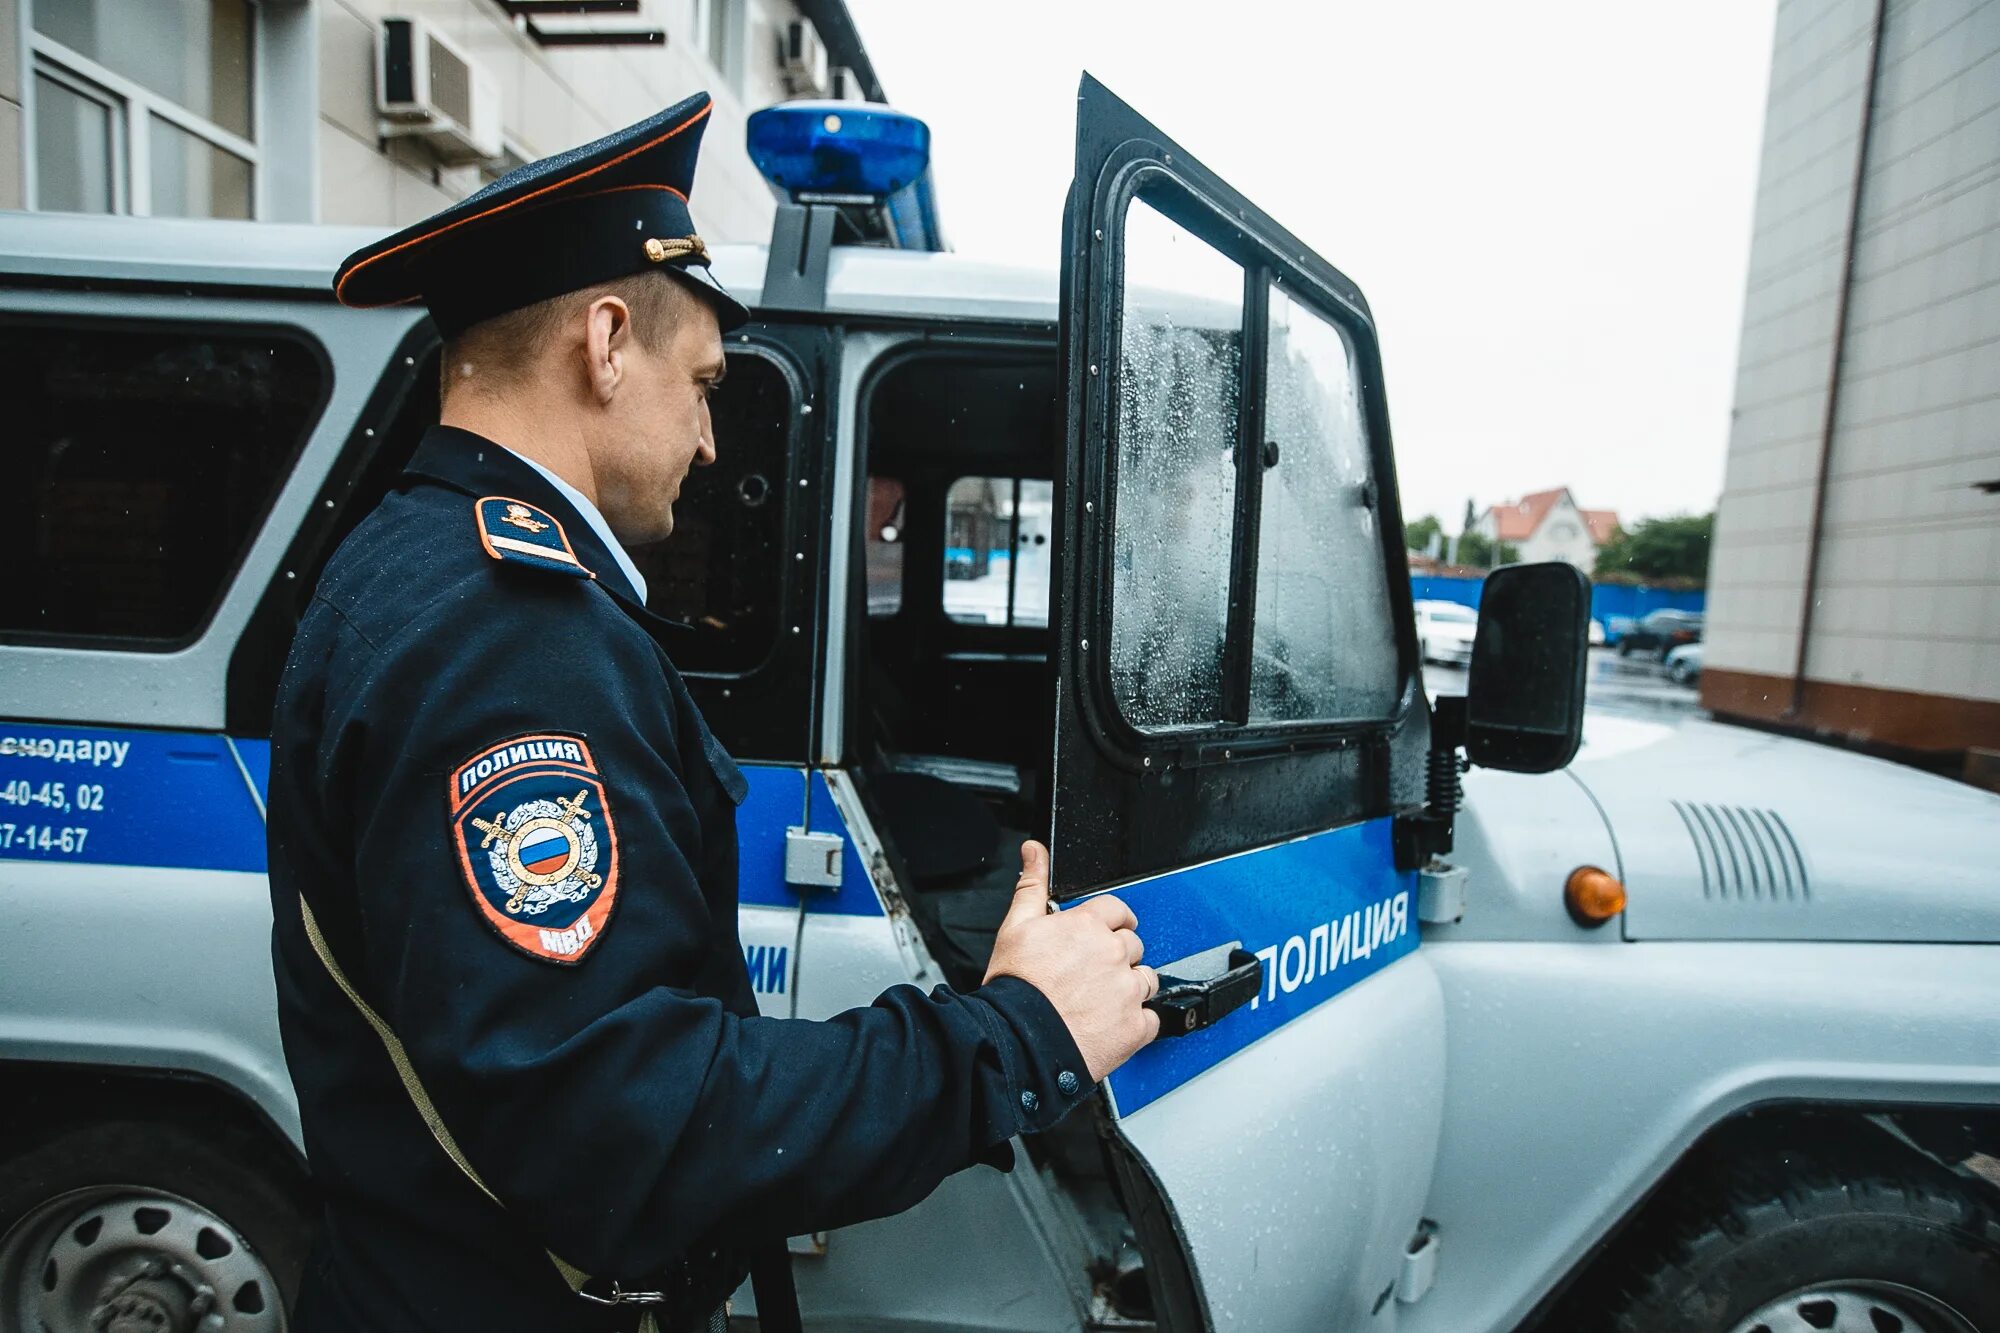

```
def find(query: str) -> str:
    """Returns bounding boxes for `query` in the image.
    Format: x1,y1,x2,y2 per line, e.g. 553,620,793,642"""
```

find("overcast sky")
842,0,1778,531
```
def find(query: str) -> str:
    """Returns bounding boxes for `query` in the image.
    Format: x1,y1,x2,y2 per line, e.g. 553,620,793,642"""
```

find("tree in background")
1405,513,1444,554
1455,531,1520,568
1594,513,1714,584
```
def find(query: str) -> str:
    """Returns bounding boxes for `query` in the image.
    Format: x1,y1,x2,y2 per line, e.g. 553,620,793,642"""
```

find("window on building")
0,317,328,646
632,351,792,673
690,0,739,90
28,0,258,218
943,477,1052,628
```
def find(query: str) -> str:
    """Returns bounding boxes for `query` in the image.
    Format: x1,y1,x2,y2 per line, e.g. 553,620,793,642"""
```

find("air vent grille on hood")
1669,802,1810,902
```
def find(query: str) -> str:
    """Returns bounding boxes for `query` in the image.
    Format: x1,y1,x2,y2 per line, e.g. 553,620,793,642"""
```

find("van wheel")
1604,1163,2000,1333
0,1120,310,1333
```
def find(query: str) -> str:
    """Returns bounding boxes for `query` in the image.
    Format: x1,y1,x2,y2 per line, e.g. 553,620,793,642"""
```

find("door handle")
1144,947,1262,1038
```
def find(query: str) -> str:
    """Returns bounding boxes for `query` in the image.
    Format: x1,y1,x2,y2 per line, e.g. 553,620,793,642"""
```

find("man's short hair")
440,270,700,400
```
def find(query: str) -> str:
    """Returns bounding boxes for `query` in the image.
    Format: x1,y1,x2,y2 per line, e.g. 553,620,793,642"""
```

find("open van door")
1053,76,1447,1329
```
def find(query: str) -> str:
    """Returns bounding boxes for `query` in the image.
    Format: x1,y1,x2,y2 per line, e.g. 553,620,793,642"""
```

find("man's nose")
694,430,717,467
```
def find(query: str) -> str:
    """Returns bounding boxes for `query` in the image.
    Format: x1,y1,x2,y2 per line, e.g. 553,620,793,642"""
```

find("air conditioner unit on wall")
377,16,504,165
782,18,829,96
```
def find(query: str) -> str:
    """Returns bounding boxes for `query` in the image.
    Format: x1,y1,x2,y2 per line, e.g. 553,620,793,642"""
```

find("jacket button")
1057,1070,1079,1096
1020,1089,1040,1113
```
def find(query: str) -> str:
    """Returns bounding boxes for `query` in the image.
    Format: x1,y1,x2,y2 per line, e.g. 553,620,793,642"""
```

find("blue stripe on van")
1097,817,1417,1116
0,722,265,872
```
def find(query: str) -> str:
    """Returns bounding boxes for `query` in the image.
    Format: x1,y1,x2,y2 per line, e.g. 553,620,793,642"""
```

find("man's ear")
582,294,635,405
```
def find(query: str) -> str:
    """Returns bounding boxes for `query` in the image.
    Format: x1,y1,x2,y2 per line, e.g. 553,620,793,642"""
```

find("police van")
4,79,1999,1333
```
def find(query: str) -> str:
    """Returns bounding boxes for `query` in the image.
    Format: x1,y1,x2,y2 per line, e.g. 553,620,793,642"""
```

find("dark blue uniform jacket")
267,427,1087,1332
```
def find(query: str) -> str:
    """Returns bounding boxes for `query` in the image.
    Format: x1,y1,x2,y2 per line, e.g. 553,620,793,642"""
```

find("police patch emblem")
450,733,617,964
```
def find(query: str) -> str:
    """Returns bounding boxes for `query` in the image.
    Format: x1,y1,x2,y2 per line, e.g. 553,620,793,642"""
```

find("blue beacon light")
747,101,931,203
748,103,943,253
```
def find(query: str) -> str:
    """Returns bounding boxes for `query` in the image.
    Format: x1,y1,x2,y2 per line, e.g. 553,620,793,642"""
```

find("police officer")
266,92,1160,1333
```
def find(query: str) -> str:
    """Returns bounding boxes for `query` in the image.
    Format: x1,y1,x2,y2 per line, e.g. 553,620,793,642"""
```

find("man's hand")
984,841,1160,1083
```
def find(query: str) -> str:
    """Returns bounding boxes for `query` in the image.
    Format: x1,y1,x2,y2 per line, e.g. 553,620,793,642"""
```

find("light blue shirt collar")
506,450,648,604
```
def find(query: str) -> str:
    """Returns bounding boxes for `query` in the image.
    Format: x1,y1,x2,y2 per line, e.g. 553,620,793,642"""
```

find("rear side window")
633,350,794,673
943,475,1052,628
0,318,327,647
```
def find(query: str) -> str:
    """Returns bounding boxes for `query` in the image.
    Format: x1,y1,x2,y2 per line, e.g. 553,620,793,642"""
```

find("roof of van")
0,212,1061,325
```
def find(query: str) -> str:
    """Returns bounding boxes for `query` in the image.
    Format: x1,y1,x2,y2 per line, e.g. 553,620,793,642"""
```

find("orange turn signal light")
1565,865,1626,927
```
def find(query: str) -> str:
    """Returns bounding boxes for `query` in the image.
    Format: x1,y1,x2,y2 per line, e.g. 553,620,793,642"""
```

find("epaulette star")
475,497,594,580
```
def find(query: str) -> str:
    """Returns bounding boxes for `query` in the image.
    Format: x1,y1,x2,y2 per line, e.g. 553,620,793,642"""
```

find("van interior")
848,344,1063,990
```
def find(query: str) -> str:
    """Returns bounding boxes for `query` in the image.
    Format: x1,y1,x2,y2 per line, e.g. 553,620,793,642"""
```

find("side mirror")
1464,563,1590,773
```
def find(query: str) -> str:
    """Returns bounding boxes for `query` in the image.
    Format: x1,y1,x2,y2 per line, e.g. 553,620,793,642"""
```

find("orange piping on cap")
335,102,712,308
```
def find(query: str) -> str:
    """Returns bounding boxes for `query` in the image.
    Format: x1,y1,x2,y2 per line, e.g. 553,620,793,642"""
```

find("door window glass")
632,351,792,673
943,476,1052,628
0,318,326,646
866,477,905,618
1250,287,1399,721
1108,194,1243,731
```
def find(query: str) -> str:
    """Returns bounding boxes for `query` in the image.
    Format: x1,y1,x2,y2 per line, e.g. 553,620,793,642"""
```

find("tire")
1602,1160,2000,1333
1668,661,1695,686
1618,640,1636,658
0,1119,312,1333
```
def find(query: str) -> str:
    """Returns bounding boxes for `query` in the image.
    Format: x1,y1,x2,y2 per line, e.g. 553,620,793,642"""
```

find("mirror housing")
1464,563,1590,773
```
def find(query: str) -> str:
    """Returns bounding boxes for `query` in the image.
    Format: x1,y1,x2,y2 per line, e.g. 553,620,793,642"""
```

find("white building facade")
1703,0,2000,763
0,0,880,241
1473,487,1619,571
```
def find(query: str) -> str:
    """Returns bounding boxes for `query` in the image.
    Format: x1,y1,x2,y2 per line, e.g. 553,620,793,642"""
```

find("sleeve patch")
449,733,618,965
475,496,595,580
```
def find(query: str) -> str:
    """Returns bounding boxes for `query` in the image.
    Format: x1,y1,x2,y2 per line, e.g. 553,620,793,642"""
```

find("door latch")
1144,948,1262,1037
785,829,843,890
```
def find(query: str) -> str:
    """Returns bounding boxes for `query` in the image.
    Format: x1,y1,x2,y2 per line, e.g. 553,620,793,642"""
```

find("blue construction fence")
1411,575,1704,630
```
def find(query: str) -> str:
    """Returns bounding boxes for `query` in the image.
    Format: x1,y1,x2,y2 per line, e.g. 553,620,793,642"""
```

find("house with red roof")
1472,488,1620,571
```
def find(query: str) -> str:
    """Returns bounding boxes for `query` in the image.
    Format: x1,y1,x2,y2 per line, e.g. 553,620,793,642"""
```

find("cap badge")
644,235,709,265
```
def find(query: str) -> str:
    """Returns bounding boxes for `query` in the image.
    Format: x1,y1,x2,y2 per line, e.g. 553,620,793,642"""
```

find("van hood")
1568,718,2000,943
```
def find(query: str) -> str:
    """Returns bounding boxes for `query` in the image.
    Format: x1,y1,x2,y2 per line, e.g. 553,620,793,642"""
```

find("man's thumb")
1004,840,1051,926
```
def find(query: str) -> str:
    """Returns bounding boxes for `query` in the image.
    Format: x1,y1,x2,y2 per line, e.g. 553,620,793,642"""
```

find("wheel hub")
0,1188,283,1333
94,1266,198,1333
1729,1281,1980,1333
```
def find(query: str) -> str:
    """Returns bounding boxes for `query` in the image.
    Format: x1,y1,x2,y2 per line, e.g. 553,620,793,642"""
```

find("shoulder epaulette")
474,496,594,580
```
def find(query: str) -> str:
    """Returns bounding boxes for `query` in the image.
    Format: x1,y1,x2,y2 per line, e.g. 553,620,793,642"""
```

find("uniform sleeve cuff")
970,974,1094,1141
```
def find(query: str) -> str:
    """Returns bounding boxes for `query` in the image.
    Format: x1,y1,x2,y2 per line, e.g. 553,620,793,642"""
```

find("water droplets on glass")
1108,193,1244,733
1250,287,1398,722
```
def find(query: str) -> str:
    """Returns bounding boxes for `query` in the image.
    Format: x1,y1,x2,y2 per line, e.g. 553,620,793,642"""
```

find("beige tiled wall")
318,0,789,239
1800,0,2000,703
1708,0,1882,681
1711,0,2000,704
0,0,19,210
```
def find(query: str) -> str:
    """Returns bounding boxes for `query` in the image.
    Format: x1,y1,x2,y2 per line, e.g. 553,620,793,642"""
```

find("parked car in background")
1414,599,1479,666
1665,642,1704,686
1616,609,1705,660
1603,615,1634,647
